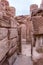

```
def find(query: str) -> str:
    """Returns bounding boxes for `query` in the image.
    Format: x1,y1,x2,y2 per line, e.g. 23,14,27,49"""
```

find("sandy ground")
21,44,42,60
13,43,43,65
13,55,33,65
22,44,31,56
13,44,33,65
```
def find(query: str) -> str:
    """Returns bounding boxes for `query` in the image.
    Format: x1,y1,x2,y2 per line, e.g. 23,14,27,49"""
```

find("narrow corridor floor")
13,55,33,65
22,44,31,56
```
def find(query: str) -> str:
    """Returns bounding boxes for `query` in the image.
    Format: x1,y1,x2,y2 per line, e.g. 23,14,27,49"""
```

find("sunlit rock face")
1,0,9,6
30,1,43,64
15,15,33,44
40,0,43,9
0,0,18,65
30,4,38,13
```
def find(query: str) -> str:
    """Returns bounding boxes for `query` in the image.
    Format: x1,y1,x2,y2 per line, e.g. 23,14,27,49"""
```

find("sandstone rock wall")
30,4,38,13
15,15,33,44
0,0,18,64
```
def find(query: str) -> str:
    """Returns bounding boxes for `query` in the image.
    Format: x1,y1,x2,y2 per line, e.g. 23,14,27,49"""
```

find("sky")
8,0,41,16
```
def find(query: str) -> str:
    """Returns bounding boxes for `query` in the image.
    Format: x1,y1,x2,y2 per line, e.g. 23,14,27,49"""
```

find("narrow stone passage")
13,44,32,65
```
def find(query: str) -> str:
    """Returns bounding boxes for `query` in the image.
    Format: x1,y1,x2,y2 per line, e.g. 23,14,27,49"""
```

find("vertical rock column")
0,0,18,65
6,7,18,65
0,0,10,62
21,24,27,44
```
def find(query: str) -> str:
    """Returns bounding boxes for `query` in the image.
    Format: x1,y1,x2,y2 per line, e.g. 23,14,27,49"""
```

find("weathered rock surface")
0,37,9,61
9,38,17,49
0,0,18,64
15,15,32,44
8,28,18,39
0,28,8,40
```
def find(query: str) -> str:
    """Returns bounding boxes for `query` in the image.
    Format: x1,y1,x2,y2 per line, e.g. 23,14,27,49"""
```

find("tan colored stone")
40,0,43,9
30,4,38,12
21,24,26,39
0,28,8,40
0,37,9,61
9,38,17,48
0,0,17,63
0,12,3,19
5,6,15,17
15,15,32,44
0,17,17,28
36,37,43,53
1,0,9,7
0,2,5,11
8,52,17,65
7,45,17,57
0,19,10,27
10,17,17,28
9,28,18,39
32,16,43,34
21,39,26,44
39,26,43,34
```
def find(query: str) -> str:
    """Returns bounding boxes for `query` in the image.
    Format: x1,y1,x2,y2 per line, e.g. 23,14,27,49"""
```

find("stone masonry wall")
0,0,18,65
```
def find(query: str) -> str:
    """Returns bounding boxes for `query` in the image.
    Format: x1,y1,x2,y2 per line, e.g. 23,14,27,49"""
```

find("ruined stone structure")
0,0,43,65
0,0,18,65
15,15,33,44
40,0,43,8
31,2,43,65
30,4,38,13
